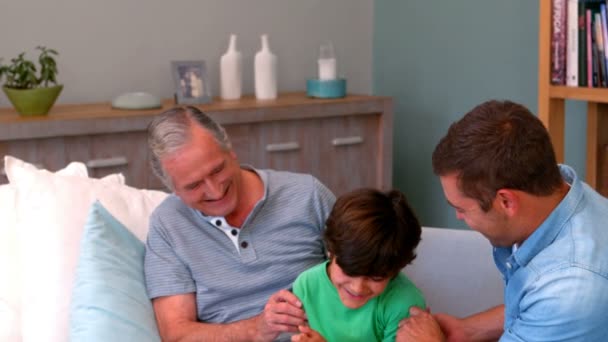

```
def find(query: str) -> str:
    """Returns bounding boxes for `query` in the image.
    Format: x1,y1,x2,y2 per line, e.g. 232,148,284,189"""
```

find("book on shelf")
553,0,608,87
551,0,567,85
567,0,579,85
594,12,608,86
600,4,608,82
587,8,594,86
579,1,588,86
592,26,601,87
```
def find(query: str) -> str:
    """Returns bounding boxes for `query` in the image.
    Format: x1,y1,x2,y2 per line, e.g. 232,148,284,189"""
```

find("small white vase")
220,34,242,100
254,34,278,100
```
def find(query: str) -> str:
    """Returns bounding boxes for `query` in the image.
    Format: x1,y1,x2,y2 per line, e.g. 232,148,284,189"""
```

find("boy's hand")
291,325,326,342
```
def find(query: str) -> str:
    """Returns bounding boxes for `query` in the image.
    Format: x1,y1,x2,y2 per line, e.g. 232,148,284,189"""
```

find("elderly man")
144,106,335,341
398,100,608,341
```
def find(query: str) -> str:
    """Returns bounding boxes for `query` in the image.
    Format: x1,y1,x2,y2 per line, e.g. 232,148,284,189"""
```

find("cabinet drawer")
227,119,319,175
223,115,381,196
317,114,381,195
64,132,155,189
0,137,72,184
0,132,159,190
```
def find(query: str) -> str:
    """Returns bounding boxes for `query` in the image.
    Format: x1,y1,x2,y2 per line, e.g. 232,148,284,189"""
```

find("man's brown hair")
432,100,563,211
324,188,422,278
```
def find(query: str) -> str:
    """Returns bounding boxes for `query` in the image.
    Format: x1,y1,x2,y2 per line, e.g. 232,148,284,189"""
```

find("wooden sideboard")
0,93,393,196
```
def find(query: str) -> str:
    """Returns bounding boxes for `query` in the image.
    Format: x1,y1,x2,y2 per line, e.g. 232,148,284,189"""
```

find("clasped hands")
254,289,326,342
257,291,457,342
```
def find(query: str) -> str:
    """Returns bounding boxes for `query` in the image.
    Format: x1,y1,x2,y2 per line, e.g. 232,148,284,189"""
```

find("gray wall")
374,0,588,229
0,0,373,104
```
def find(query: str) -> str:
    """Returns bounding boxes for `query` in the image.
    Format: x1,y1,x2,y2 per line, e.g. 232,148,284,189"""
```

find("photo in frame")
171,60,211,104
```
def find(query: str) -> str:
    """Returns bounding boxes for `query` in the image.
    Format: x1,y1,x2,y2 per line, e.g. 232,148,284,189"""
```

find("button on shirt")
203,216,242,253
493,165,608,341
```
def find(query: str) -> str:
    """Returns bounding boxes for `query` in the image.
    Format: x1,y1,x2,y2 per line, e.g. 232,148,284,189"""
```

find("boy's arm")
381,277,426,342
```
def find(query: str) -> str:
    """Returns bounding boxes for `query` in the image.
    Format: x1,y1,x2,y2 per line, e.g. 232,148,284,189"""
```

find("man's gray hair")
147,106,232,190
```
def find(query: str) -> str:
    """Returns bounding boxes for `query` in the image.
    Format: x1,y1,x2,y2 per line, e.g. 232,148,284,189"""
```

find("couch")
0,156,504,342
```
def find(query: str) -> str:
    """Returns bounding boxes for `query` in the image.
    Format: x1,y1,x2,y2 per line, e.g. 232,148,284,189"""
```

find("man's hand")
254,289,308,341
291,325,326,342
397,306,445,342
433,313,471,342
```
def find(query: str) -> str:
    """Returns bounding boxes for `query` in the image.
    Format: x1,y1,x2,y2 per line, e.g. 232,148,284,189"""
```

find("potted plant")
0,46,62,116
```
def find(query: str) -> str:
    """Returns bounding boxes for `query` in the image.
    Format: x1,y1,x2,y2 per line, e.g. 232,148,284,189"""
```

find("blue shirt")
144,168,335,324
494,165,608,341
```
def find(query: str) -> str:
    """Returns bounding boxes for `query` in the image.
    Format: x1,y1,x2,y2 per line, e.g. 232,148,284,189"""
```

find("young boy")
292,188,425,342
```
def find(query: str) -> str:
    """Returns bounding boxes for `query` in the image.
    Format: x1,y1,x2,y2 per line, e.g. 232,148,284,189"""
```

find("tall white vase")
254,34,277,100
220,34,242,100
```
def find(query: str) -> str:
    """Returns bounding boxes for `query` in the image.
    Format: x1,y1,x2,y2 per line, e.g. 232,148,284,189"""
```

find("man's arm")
397,305,504,342
153,289,307,342
435,305,504,342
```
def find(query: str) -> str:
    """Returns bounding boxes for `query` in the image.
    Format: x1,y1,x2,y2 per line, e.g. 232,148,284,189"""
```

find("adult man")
398,100,608,341
144,106,335,341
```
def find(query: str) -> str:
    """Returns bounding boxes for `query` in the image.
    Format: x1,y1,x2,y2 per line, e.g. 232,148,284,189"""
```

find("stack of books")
551,0,608,87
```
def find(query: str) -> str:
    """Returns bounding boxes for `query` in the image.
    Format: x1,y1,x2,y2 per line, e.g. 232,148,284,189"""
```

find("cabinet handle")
86,156,128,169
265,142,300,152
332,136,364,147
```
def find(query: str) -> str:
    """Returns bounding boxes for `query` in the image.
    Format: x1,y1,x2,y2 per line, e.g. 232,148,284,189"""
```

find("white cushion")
0,184,19,342
0,159,88,342
404,227,504,317
4,155,168,342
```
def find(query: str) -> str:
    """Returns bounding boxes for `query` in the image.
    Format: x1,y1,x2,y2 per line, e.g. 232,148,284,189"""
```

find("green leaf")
1,46,60,88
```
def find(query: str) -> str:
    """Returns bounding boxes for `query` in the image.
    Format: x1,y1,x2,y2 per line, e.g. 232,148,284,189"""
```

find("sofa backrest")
404,227,504,317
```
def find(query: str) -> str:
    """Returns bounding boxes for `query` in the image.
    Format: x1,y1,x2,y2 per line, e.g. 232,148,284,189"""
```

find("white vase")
220,34,242,100
254,34,277,100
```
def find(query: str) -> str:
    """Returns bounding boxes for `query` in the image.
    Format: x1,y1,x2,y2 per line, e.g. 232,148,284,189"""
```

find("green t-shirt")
292,261,426,342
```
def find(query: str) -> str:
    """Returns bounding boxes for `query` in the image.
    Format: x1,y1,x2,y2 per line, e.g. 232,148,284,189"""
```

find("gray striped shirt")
144,168,335,324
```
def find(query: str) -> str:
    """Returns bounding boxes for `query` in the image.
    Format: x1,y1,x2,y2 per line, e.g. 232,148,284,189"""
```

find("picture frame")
171,60,211,104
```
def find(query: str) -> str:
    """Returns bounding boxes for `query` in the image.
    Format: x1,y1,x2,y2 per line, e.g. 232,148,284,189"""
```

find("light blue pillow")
70,201,161,341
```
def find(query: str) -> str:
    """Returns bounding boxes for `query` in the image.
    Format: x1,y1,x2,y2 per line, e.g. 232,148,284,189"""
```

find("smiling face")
162,123,242,217
440,173,512,247
327,257,390,309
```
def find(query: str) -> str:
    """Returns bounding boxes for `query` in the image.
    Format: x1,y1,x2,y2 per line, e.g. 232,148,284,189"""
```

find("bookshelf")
538,0,608,196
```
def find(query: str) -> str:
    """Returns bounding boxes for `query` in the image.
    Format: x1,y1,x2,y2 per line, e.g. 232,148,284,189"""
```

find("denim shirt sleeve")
500,266,608,342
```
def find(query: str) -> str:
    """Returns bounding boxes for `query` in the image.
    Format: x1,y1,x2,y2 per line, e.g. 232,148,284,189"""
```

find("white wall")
0,0,373,104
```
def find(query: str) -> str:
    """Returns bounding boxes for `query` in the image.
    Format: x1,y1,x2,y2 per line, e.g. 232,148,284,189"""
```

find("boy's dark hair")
324,188,422,279
432,100,563,212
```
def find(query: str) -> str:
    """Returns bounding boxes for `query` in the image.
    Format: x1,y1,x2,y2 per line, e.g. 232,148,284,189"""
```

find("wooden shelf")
549,86,608,102
538,0,608,196
0,92,389,141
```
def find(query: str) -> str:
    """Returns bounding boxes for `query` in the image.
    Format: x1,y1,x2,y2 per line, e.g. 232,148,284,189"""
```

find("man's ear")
496,189,519,217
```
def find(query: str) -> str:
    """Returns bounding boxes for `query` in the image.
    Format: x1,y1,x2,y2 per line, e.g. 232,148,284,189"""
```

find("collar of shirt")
494,164,583,273
196,165,269,251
